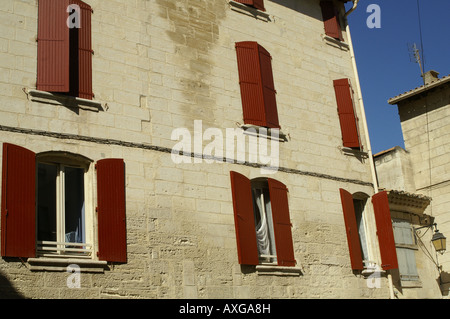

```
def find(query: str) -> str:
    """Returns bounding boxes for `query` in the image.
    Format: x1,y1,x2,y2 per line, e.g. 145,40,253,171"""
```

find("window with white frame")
36,153,93,258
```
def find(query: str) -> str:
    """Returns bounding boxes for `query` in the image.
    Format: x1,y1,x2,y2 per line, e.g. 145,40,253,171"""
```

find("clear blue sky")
345,0,450,155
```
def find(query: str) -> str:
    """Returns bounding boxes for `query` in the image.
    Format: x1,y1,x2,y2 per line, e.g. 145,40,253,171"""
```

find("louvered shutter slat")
230,171,259,265
96,159,127,263
372,191,398,270
339,188,364,270
268,179,295,267
1,144,36,258
37,0,70,93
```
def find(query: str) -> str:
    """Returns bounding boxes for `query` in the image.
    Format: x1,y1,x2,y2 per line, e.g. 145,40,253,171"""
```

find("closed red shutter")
37,0,70,93
372,191,398,270
96,159,127,263
230,171,259,265
320,1,343,40
235,42,280,129
268,179,295,267
1,144,36,258
333,78,361,149
234,0,265,11
339,189,364,270
72,0,93,100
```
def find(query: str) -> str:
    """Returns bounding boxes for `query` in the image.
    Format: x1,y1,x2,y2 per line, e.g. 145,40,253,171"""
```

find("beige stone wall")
0,0,391,299
397,84,450,296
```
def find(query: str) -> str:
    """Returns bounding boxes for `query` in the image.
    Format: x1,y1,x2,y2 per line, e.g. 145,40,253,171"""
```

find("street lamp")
415,223,446,255
431,227,446,255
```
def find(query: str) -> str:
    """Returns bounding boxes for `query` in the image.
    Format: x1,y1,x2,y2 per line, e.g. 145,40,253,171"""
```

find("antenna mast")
408,42,425,83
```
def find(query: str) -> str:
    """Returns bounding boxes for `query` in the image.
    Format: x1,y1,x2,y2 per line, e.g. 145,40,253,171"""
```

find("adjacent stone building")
376,70,450,298
0,0,399,299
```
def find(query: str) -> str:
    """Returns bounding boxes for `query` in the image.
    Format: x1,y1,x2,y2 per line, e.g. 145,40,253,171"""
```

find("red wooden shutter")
258,45,279,129
37,0,70,93
1,144,36,258
320,1,343,40
235,41,280,129
234,0,265,11
96,159,127,263
372,191,398,270
268,179,296,267
72,0,93,100
339,189,364,270
230,171,259,265
333,78,361,149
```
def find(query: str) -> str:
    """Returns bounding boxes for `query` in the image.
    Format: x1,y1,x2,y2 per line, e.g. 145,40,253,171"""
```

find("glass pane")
64,166,85,243
37,163,58,242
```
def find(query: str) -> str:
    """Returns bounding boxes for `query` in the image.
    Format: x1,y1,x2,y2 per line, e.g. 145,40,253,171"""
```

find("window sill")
240,124,288,142
256,264,303,276
228,1,271,22
28,257,108,273
340,146,368,158
321,34,349,51
24,88,105,112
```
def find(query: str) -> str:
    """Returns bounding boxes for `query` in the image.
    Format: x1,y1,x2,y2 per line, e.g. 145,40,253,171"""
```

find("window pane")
64,167,85,243
37,163,58,242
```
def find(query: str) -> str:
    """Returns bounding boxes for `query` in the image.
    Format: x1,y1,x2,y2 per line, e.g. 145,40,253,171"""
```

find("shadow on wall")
0,270,25,299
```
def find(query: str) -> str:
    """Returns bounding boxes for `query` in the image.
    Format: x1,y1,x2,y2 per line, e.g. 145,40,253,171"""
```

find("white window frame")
36,153,94,259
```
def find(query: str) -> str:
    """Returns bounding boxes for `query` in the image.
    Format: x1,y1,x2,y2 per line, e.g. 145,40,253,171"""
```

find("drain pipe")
344,0,396,300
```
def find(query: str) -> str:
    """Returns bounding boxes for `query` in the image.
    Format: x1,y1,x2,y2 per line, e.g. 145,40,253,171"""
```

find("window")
1,143,126,263
233,0,265,11
340,189,399,271
230,171,295,267
235,41,280,129
333,78,361,149
37,0,93,100
320,1,343,41
36,156,90,257
392,219,419,282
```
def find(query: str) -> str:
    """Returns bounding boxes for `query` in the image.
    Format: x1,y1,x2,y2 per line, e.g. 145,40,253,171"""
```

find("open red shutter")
72,0,93,100
372,191,398,270
230,171,259,265
37,0,70,93
1,144,36,258
236,42,279,129
333,78,361,149
339,189,364,270
234,0,265,11
320,1,343,40
268,179,295,267
96,159,127,263
258,45,280,129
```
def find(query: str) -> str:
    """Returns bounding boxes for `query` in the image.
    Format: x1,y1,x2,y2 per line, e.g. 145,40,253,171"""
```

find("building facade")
1,0,396,299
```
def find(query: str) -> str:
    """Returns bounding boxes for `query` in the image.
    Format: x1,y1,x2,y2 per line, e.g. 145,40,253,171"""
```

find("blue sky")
345,0,450,155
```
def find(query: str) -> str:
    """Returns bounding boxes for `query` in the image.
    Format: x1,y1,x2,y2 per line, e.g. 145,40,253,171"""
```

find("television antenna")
408,42,424,81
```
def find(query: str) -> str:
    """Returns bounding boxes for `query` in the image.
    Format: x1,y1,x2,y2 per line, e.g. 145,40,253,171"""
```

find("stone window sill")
322,34,349,51
240,124,288,142
24,88,105,112
256,264,303,276
28,257,108,273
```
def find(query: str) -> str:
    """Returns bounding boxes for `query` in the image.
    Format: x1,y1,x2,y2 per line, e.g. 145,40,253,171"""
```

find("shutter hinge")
96,207,98,213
